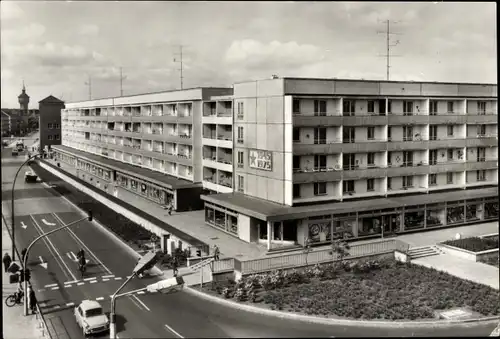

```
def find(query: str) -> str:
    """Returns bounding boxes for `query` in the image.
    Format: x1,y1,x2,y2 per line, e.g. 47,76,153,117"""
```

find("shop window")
358,217,382,237
140,183,148,196
228,215,238,235
214,210,226,230
130,180,138,191
484,202,498,219
332,219,355,240
447,206,464,224
98,168,103,177
404,210,425,230
150,187,160,201
466,204,480,221
308,221,331,243
205,208,215,225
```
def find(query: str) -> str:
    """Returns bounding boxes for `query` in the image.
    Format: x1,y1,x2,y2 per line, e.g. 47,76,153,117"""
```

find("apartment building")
39,95,65,151
54,78,498,251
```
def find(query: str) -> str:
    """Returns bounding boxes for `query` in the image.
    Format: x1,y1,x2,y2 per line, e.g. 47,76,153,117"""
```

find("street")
1,145,497,338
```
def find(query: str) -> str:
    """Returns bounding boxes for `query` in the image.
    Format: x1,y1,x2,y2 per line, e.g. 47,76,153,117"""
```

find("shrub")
442,237,499,252
222,287,232,299
234,287,247,301
249,291,258,303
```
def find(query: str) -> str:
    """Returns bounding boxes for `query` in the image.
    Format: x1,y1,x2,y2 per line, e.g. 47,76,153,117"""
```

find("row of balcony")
65,103,193,117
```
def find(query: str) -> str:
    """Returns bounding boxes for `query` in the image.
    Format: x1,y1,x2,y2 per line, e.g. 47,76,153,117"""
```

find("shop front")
447,200,465,225
484,200,499,220
466,199,483,222
426,203,446,228
205,203,239,236
403,205,425,231
357,208,402,238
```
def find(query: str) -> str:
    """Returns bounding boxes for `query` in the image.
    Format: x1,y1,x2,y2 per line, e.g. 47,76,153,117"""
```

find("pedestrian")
21,248,27,265
172,255,179,277
167,204,172,216
28,286,37,314
213,245,220,261
3,253,12,272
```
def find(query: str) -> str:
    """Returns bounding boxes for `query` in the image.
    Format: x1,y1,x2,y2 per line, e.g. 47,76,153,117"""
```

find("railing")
238,238,409,275
213,258,235,272
217,135,232,141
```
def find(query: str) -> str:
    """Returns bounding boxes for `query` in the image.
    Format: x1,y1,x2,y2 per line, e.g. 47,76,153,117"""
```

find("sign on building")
249,149,273,171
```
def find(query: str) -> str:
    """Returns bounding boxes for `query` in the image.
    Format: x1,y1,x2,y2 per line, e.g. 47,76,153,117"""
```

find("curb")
183,286,500,328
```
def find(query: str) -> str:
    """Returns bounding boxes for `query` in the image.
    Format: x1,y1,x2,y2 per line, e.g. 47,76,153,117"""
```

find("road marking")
137,291,145,295
53,305,61,309
101,274,115,279
77,282,84,286
115,277,122,280
66,253,72,260
90,280,97,284
131,295,150,312
95,297,104,301
52,212,113,275
45,283,58,288
65,280,78,285
164,324,184,338
63,285,72,288
30,214,75,281
41,218,57,226
126,276,132,278
103,278,109,282
66,302,75,307
38,289,46,292
109,295,113,299
84,277,96,281
51,286,60,290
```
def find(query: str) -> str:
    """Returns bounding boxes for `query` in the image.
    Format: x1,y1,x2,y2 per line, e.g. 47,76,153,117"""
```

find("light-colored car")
74,300,109,336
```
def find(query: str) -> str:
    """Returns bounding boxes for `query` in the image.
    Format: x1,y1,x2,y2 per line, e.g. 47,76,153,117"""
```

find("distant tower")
18,81,30,115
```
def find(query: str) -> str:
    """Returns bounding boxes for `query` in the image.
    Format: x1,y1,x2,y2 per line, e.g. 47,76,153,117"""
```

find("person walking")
167,203,173,216
28,286,37,314
172,256,179,277
213,245,220,261
3,253,12,272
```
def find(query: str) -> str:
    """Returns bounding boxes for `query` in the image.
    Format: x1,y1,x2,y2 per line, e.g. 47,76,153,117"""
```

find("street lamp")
11,152,42,260
23,211,93,316
110,251,160,339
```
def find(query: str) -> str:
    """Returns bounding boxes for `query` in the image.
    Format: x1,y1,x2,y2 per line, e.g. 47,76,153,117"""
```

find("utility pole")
173,45,184,89
119,67,127,96
377,20,403,81
85,75,92,100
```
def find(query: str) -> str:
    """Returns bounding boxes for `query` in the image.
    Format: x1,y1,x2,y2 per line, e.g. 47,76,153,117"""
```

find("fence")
212,258,234,272
240,238,409,275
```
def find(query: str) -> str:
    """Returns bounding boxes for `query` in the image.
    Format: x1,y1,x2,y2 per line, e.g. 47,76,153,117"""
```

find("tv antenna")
173,45,184,89
119,67,127,96
377,20,403,81
84,75,92,100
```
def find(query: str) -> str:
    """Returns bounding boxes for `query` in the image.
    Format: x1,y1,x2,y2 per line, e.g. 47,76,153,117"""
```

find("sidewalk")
2,218,45,339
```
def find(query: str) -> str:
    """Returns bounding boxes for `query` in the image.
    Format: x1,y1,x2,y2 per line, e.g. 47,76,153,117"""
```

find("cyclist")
15,282,24,304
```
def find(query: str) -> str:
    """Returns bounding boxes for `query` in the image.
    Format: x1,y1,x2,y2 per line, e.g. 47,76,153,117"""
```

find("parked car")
25,170,37,183
11,149,18,156
74,300,109,336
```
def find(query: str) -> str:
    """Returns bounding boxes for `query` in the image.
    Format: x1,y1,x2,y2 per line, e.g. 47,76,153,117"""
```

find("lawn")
442,236,499,252
205,259,500,321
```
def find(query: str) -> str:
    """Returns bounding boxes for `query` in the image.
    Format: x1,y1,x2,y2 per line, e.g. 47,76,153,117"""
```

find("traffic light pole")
110,273,136,339
23,213,92,316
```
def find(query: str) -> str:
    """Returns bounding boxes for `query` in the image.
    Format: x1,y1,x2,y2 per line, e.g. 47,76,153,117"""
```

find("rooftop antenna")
84,75,92,100
173,45,184,89
377,19,403,81
119,67,127,96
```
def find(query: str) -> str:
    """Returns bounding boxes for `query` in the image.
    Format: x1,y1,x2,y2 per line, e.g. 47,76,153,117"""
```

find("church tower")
18,81,30,116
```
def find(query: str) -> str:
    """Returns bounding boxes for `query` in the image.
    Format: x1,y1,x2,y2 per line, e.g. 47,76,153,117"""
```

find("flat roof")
282,77,498,87
202,187,499,222
52,145,200,190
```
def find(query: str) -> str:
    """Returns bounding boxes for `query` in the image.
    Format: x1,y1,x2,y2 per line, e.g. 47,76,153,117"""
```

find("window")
477,124,486,136
447,149,453,161
367,178,374,191
237,126,244,143
293,156,300,171
55,123,60,129
343,100,355,116
314,182,327,196
343,180,355,193
293,184,301,198
343,153,355,170
387,126,392,141
48,123,53,129
446,172,453,184
477,170,486,181
292,127,300,142
237,102,244,118
314,155,327,170
447,125,454,136
429,125,437,140
429,101,438,115
387,151,392,166
293,99,301,114
367,127,375,140
314,100,327,116
367,101,375,113
387,100,392,114
477,147,485,162
429,174,437,186
55,134,60,140
314,127,327,144
402,176,413,188
403,151,413,166
429,149,437,165
403,126,413,141
477,101,486,115
403,101,413,115
237,175,244,192
343,127,355,143
237,151,244,168
85,132,90,140
367,153,375,166
48,135,53,140
387,177,392,190
447,101,454,114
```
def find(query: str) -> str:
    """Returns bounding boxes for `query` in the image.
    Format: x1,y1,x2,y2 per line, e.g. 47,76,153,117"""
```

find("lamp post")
11,152,42,260
23,211,92,316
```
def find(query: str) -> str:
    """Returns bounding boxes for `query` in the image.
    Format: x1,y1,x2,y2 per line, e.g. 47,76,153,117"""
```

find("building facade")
39,95,65,151
55,78,498,250
1,84,39,136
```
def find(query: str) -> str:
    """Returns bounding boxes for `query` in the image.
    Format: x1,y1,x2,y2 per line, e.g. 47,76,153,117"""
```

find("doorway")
282,220,298,242
381,214,400,235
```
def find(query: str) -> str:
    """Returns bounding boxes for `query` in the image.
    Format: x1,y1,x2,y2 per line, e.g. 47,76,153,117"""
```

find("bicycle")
5,292,24,307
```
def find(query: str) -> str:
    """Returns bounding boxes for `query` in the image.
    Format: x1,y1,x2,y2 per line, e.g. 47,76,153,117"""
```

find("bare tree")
330,239,350,270
303,237,313,267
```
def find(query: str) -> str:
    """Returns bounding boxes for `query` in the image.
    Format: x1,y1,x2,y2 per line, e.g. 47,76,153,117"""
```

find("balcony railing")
294,164,342,173
218,177,233,188
204,176,216,183
217,134,232,141
152,129,163,134
293,111,342,116
217,158,232,165
217,112,232,117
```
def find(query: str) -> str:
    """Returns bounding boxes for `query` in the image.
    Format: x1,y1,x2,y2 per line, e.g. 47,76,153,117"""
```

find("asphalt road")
2,147,498,338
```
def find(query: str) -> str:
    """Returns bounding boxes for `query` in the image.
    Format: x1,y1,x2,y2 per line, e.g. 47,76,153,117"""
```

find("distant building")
1,111,11,136
39,95,65,151
1,84,39,136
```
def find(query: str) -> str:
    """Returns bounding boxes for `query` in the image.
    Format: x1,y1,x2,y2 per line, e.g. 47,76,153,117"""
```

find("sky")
0,1,496,108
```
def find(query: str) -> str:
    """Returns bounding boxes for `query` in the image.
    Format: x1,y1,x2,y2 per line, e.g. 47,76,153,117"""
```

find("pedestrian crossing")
37,274,123,292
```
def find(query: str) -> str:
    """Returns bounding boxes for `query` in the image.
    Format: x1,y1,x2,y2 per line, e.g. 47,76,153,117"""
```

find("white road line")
45,283,58,288
65,280,78,285
77,282,84,286
38,289,46,292
66,253,72,260
90,280,97,284
66,302,75,307
131,295,150,312
54,305,61,309
64,285,72,288
51,287,59,290
137,291,145,295
126,276,132,279
164,324,184,338
103,278,109,282
84,277,96,281
52,212,113,275
115,277,122,280
95,297,104,301
30,215,75,281
101,274,115,279
109,295,113,299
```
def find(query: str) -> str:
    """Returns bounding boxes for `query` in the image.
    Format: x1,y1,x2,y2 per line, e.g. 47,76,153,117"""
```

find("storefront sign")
249,149,273,171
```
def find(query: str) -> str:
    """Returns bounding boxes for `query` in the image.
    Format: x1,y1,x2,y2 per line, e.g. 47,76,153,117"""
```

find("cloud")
2,23,46,42
78,24,99,36
0,2,24,21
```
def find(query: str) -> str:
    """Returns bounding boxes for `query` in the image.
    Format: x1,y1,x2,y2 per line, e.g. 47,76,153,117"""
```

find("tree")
329,239,350,270
303,237,313,267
